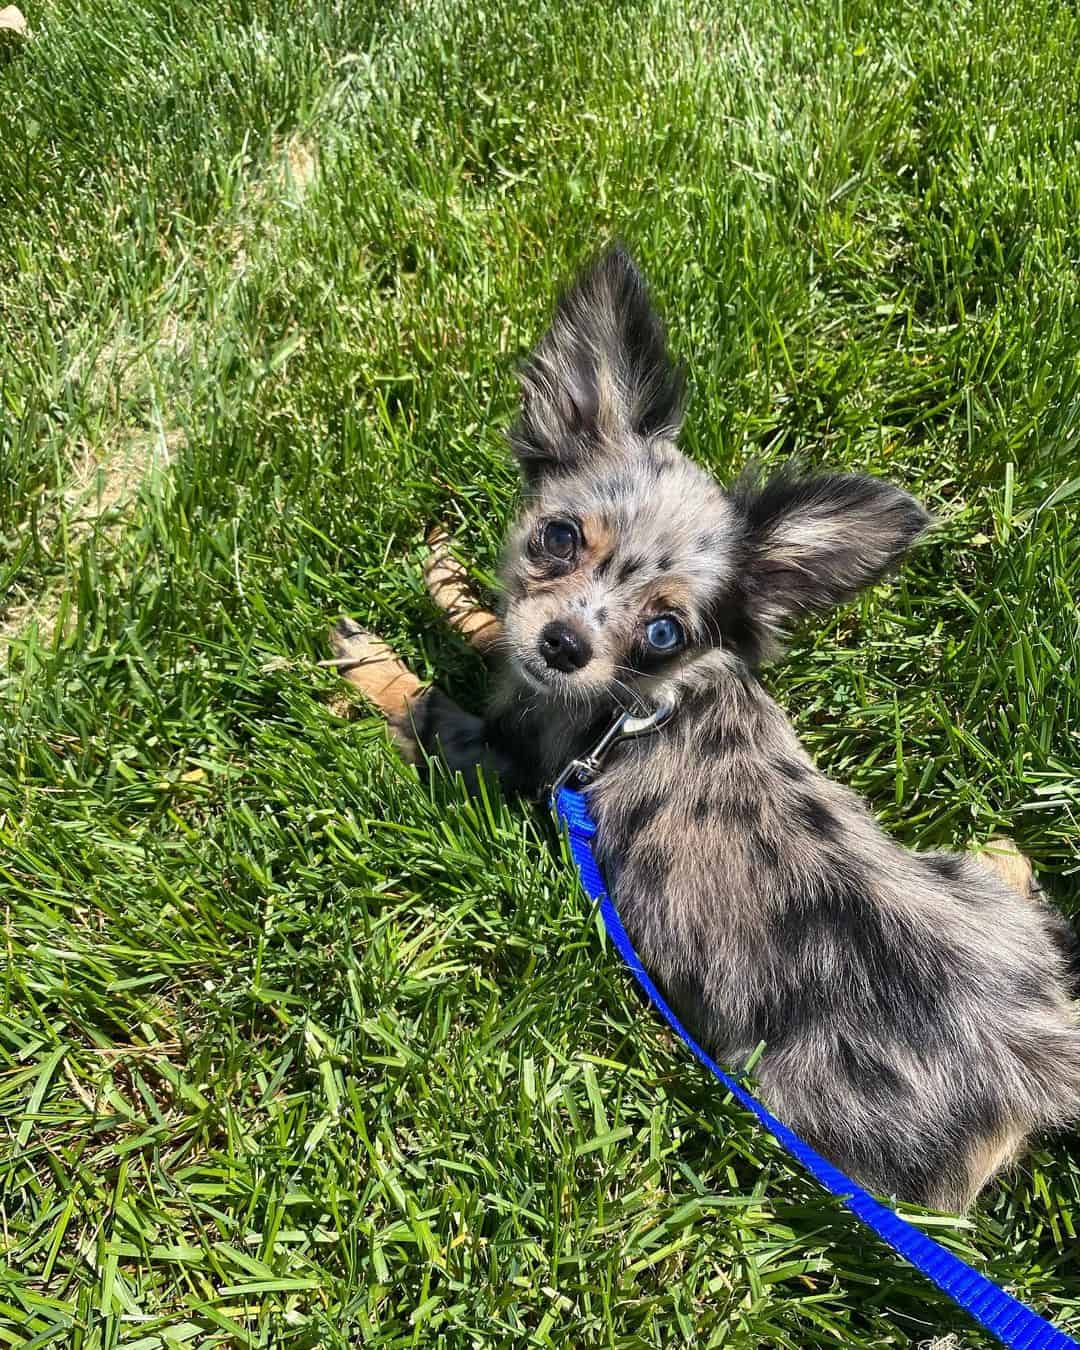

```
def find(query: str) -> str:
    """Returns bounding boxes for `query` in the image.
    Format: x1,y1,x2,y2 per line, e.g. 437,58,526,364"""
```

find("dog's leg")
327,618,428,761
327,617,511,790
973,837,1037,900
958,1125,1028,1209
423,528,502,653
974,837,1080,993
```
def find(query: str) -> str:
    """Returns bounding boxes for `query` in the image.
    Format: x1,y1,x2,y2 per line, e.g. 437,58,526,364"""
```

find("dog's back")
591,681,1080,1209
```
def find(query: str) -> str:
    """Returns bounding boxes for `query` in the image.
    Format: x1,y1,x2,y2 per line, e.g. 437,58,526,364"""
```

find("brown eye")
541,519,578,560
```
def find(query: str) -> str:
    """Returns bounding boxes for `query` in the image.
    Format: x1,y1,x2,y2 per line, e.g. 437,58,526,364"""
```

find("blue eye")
645,616,684,651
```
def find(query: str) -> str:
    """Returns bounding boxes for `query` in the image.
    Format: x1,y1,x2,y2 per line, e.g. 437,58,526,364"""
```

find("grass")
1,0,1079,1344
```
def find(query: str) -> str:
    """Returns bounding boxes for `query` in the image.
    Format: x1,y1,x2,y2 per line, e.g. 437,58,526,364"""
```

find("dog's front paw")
325,618,426,721
328,615,379,658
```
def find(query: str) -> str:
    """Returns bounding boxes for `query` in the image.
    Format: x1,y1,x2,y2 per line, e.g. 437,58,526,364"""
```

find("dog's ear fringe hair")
509,245,684,483
726,463,931,659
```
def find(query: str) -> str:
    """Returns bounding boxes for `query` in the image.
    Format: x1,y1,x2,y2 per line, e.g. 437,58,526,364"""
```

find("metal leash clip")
549,697,677,798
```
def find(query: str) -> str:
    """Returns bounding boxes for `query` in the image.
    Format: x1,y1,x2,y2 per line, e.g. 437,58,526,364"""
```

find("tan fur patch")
974,837,1035,900
642,580,694,615
580,512,616,566
964,1125,1027,1201
327,621,425,720
593,357,624,439
423,528,501,651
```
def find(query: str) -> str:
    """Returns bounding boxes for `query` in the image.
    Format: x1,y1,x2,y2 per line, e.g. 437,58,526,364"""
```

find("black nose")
538,620,592,673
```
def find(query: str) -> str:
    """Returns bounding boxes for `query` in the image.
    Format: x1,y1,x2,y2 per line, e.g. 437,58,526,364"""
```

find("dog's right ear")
729,467,930,658
509,246,684,487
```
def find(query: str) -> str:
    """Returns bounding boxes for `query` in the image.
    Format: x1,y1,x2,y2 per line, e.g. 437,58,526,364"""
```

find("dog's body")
332,249,1080,1210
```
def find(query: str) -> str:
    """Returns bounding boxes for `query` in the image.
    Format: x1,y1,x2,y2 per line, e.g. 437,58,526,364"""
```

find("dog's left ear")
509,246,684,486
732,469,930,639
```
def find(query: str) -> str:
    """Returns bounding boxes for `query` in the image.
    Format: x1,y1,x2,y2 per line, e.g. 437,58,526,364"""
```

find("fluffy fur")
331,247,1080,1210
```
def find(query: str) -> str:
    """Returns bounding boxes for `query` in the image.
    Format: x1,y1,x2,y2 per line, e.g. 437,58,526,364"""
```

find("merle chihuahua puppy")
330,248,1080,1210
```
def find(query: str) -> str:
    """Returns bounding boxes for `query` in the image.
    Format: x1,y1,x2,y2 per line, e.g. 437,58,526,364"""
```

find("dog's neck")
483,652,768,799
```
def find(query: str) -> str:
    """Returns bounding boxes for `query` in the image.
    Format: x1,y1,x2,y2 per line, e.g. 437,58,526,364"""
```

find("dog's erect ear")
509,246,684,485
731,469,930,644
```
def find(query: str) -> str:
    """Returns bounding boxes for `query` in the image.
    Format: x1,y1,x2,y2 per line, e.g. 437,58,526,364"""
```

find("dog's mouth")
515,654,591,699
515,655,614,711
516,655,556,691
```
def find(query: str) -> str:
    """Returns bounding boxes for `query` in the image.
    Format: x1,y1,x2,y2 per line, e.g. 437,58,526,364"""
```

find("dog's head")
500,247,929,708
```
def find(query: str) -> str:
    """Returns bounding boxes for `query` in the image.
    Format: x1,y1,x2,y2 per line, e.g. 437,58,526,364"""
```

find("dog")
329,247,1080,1210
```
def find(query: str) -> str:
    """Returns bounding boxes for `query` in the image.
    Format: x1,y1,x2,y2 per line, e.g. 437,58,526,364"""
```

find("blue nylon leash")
554,783,1079,1350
